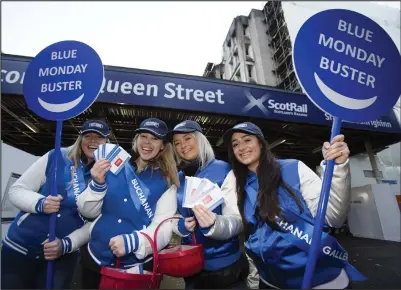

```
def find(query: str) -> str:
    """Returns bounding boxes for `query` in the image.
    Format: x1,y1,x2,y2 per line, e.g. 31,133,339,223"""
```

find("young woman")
76,118,179,289
224,122,366,289
168,120,248,289
1,120,110,289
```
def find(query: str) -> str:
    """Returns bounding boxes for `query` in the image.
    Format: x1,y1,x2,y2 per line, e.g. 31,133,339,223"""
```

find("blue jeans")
1,245,79,289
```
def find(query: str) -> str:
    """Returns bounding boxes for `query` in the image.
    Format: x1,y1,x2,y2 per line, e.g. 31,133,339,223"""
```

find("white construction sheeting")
348,184,400,242
1,142,39,239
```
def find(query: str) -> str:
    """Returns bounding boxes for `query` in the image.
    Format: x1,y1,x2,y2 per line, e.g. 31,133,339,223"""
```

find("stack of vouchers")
183,176,224,211
93,143,131,175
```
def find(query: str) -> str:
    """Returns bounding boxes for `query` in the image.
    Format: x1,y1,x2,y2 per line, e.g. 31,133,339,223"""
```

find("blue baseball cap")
134,118,169,139
166,120,203,141
80,120,110,138
223,122,264,143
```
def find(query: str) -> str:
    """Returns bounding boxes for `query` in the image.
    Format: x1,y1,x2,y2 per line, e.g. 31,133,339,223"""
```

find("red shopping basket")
156,217,204,278
99,232,163,289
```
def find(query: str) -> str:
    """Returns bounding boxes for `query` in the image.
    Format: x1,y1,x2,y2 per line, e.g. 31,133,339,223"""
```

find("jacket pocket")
17,213,30,226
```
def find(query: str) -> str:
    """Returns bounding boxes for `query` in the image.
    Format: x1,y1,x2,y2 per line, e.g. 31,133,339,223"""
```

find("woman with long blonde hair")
77,118,179,289
1,120,110,289
168,120,248,289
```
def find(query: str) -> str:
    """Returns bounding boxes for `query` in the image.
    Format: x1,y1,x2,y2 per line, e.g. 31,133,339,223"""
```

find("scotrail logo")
242,89,308,117
242,90,271,116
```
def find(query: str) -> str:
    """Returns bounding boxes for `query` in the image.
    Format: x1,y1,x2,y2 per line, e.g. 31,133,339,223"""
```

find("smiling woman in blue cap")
223,122,365,289
167,120,248,289
1,119,110,289
76,118,179,289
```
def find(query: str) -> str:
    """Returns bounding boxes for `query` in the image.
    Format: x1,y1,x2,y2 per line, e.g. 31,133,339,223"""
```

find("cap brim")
222,128,258,144
165,128,198,141
80,129,109,138
134,128,165,139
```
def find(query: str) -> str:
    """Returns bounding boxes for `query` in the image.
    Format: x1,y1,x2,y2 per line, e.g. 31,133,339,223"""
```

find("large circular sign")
23,40,104,121
293,9,401,122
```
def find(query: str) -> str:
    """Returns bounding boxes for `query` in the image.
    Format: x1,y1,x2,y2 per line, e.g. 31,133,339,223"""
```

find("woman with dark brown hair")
223,122,365,289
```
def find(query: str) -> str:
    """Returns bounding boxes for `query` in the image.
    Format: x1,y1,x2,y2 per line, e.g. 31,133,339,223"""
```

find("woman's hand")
42,238,62,260
184,217,196,232
43,195,63,214
91,158,111,183
322,134,350,164
192,204,217,228
109,235,126,257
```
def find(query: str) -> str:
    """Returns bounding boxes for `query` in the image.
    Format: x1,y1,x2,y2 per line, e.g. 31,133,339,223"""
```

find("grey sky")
2,1,400,76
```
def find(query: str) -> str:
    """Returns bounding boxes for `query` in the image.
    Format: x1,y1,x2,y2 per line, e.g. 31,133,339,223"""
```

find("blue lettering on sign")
293,9,401,122
22,40,104,121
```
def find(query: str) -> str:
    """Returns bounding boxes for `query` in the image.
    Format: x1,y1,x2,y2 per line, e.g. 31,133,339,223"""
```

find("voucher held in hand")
93,143,131,175
183,176,224,211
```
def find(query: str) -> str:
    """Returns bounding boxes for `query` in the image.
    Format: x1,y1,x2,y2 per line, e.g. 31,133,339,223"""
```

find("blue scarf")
125,164,156,228
61,150,88,223
245,183,366,281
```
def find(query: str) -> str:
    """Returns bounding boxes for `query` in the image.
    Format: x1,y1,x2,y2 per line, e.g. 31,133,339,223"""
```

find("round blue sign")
23,40,104,121
293,9,401,122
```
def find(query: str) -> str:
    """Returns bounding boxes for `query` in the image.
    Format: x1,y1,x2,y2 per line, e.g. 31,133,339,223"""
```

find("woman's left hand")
109,235,126,257
322,134,350,164
192,204,217,228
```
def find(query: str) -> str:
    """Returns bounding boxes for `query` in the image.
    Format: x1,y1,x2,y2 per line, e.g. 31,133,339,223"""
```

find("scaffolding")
263,1,301,93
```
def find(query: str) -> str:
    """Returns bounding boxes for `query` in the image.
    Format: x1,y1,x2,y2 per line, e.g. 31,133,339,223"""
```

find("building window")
247,64,257,83
233,46,239,56
244,25,250,37
245,43,250,56
245,44,254,62
247,64,253,78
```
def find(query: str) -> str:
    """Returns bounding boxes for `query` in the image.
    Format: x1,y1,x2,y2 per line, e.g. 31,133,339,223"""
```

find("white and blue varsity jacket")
3,148,92,259
77,163,177,268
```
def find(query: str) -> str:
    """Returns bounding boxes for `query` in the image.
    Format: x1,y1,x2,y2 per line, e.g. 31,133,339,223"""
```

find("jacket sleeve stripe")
89,180,107,193
131,232,139,253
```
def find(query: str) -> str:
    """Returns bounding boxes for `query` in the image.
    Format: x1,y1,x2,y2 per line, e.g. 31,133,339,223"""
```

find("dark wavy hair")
227,133,303,234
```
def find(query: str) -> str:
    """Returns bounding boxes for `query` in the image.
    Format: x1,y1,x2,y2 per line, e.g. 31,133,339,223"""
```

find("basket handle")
154,216,197,247
114,232,158,288
140,232,158,287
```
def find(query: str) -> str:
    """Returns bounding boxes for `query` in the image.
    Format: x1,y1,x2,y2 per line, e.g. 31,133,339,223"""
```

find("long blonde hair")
67,135,84,169
132,135,180,188
64,136,84,186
